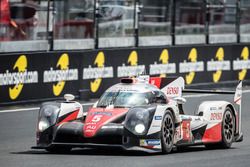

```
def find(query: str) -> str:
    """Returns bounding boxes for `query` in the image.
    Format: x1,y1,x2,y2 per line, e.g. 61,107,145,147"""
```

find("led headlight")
135,123,145,134
136,111,144,119
38,119,49,132
125,107,154,135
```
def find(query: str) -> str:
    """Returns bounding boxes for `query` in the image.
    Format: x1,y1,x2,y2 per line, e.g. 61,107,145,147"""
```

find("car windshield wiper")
114,105,129,108
97,103,108,108
109,90,120,106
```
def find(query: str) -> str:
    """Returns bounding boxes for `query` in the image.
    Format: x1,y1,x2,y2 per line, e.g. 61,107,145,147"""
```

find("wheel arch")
166,107,176,123
226,104,237,134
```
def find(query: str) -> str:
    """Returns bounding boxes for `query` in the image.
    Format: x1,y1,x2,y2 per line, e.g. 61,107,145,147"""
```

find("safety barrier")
0,44,249,104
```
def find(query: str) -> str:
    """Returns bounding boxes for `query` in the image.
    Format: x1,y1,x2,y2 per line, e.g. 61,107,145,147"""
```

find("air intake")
120,78,134,84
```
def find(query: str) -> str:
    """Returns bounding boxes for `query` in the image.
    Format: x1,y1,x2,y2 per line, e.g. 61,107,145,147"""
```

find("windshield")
97,91,150,108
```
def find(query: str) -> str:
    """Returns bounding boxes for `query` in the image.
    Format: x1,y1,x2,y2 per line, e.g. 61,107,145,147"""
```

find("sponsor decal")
180,115,192,121
234,83,242,104
149,49,176,76
166,87,179,95
175,125,182,142
0,55,38,100
154,116,162,120
83,52,114,93
140,139,161,146
182,120,191,141
92,111,112,116
233,47,250,80
207,48,230,83
210,113,222,120
85,125,97,130
43,53,78,96
210,107,217,111
117,51,145,77
179,48,204,85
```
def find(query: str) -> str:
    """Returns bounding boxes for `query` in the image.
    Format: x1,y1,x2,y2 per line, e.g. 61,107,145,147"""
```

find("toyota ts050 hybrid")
32,76,243,153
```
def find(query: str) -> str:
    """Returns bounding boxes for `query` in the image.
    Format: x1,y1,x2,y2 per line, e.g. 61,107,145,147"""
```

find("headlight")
135,123,145,134
136,111,144,119
38,119,49,132
38,103,60,133
124,107,154,135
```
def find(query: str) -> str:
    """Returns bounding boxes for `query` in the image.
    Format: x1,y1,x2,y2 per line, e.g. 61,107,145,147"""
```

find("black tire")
205,107,235,149
161,111,175,154
46,145,72,153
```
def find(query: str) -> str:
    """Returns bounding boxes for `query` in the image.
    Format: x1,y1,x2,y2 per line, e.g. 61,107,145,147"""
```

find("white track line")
1,90,250,113
0,102,95,113
0,107,40,113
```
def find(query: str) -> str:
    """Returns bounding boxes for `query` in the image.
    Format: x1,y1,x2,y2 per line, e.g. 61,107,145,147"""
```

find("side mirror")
64,94,75,102
154,95,166,104
174,97,186,105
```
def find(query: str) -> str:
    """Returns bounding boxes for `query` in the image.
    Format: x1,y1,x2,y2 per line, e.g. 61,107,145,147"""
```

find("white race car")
33,76,243,153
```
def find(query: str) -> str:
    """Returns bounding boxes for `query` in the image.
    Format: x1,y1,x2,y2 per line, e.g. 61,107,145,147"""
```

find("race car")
32,76,243,153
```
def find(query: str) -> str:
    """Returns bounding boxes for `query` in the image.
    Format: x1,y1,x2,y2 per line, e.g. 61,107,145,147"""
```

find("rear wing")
150,76,242,105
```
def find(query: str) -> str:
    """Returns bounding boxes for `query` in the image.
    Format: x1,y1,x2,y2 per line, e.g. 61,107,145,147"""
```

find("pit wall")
0,44,249,105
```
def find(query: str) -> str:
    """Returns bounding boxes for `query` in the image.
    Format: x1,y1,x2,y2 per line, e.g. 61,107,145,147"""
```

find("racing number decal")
91,115,103,122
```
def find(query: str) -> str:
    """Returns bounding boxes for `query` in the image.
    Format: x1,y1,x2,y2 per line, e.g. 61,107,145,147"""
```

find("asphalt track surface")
0,92,250,167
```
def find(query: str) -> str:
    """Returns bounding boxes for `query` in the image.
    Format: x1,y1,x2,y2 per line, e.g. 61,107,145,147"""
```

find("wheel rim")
163,114,174,147
223,110,234,143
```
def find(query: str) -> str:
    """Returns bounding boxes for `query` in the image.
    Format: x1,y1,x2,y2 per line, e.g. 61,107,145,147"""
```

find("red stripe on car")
57,109,79,125
202,123,222,143
83,108,128,138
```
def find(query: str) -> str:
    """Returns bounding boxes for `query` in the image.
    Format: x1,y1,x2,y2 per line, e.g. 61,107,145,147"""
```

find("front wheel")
161,111,175,154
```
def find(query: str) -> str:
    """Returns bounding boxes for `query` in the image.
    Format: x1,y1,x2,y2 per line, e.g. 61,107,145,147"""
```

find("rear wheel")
221,107,235,148
205,107,235,149
161,111,175,154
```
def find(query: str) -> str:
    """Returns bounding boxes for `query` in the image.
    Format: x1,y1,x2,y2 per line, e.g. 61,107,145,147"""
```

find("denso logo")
210,113,222,120
166,87,179,95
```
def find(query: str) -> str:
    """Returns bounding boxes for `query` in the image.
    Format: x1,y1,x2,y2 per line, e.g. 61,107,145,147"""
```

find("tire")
205,107,235,149
46,145,72,153
161,110,175,154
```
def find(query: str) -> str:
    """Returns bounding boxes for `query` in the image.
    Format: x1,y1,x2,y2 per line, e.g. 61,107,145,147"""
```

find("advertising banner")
0,44,249,104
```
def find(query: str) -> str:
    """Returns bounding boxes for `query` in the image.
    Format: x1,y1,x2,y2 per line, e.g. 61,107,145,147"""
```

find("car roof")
106,82,160,93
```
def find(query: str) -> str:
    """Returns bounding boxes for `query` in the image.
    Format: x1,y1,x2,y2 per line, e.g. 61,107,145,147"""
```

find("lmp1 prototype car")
32,76,243,153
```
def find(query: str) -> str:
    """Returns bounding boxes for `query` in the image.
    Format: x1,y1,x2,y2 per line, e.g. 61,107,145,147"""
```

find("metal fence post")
236,0,241,43
94,0,99,49
134,0,140,47
205,0,209,44
171,0,175,46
